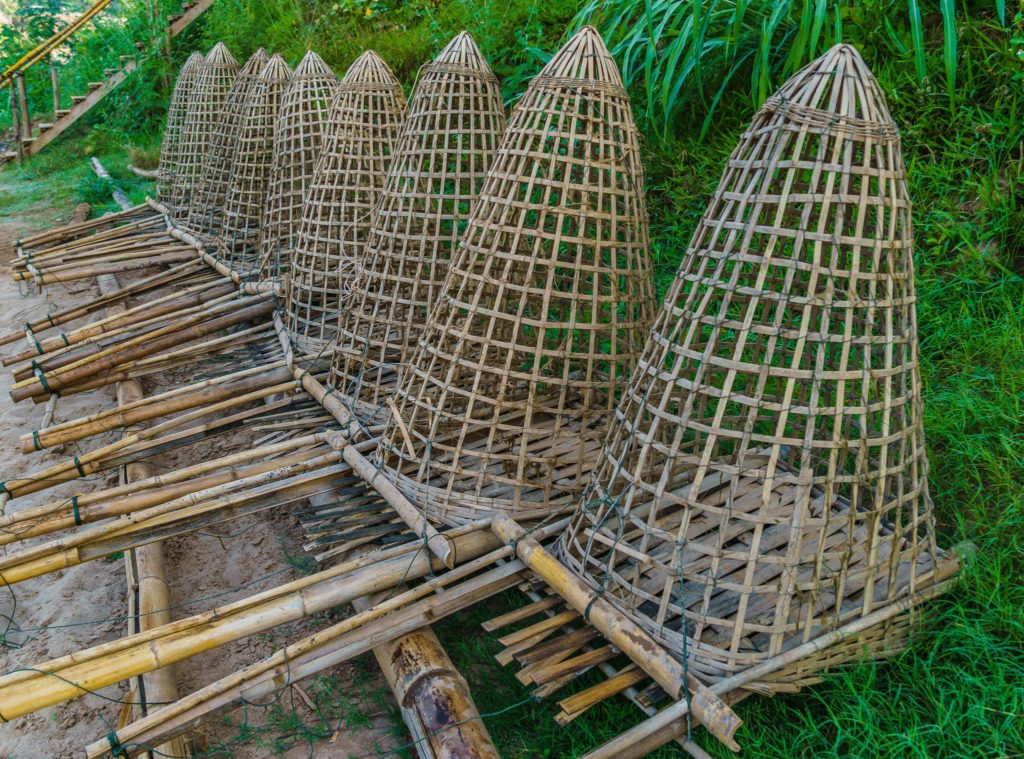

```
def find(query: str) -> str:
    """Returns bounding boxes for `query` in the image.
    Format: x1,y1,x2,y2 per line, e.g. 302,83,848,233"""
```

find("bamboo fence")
216,54,293,277
155,52,204,212
257,50,338,284
556,43,958,699
185,48,269,241
171,42,239,214
284,50,407,355
329,31,506,418
373,26,656,526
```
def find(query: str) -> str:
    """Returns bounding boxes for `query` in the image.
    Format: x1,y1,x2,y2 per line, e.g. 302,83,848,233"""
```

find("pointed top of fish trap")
172,42,239,213
185,47,269,241
328,31,506,419
284,49,407,355
216,53,293,277
373,26,657,527
257,50,339,283
557,44,956,694
155,52,203,212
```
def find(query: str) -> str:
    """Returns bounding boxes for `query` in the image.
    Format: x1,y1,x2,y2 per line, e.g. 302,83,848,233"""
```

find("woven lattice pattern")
171,42,239,214
257,51,338,283
329,31,506,415
284,50,407,354
558,44,950,690
185,48,269,241
374,26,656,526
155,52,203,212
216,54,293,277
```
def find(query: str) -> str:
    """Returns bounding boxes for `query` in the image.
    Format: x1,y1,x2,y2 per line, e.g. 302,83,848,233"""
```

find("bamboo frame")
329,31,506,416
284,50,407,354
374,26,656,526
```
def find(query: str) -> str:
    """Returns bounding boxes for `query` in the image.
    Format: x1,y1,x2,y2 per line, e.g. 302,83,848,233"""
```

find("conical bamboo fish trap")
374,26,657,526
155,52,204,212
329,31,506,418
171,42,239,214
216,54,293,277
257,51,339,283
284,50,407,355
185,48,269,242
557,44,957,693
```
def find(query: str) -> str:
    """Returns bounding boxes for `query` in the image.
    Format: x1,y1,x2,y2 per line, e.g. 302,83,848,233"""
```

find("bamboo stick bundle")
215,54,293,278
172,42,239,214
3,277,231,368
9,294,274,401
257,51,338,285
184,48,270,242
15,205,155,257
8,288,242,382
15,250,201,286
0,521,504,722
155,51,205,210
13,242,198,283
0,434,335,544
284,50,407,355
21,362,293,451
0,259,211,349
329,31,506,420
12,217,170,271
555,44,958,711
373,26,656,527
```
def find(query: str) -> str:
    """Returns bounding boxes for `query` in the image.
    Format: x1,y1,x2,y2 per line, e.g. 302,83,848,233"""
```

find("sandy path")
0,220,401,758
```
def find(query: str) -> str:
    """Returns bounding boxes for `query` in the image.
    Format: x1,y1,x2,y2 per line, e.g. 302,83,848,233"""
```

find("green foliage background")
2,0,1023,756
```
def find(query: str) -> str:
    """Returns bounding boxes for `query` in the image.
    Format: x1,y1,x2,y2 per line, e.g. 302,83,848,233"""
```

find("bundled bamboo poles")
329,31,506,418
14,204,156,260
556,44,958,719
284,50,407,355
215,54,293,278
185,48,270,242
155,51,204,211
257,50,338,285
172,42,239,213
373,26,656,526
0,520,508,720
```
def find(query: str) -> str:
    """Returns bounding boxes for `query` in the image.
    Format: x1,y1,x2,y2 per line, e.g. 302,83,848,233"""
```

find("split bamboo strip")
285,49,406,354
216,54,293,277
330,31,506,414
0,522,503,720
185,48,269,241
257,50,338,283
172,42,239,214
557,44,956,693
374,26,656,526
155,52,205,211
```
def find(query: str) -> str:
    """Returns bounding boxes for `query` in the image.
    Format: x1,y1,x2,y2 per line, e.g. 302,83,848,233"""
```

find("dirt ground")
0,217,402,758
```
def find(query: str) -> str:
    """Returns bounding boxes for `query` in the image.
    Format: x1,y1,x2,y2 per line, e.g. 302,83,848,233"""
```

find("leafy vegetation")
1,0,1022,756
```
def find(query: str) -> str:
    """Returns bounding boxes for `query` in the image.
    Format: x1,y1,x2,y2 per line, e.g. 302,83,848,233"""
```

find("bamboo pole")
582,575,961,759
490,514,743,750
14,251,197,285
0,524,504,720
15,74,29,141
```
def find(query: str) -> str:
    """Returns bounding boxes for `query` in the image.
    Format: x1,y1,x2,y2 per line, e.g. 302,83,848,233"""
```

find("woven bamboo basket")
557,44,956,692
185,48,269,242
155,52,203,212
328,31,506,420
216,54,293,277
257,51,339,283
284,50,407,355
171,42,239,214
373,26,656,526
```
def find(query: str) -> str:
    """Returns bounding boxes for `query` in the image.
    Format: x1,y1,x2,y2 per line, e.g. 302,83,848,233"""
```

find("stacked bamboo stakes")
373,26,657,527
550,44,959,757
155,51,204,211
256,51,339,286
328,31,506,423
284,50,407,356
171,42,239,214
215,54,293,278
185,48,270,242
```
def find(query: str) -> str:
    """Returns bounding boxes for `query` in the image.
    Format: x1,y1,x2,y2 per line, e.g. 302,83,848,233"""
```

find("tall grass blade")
941,0,957,98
